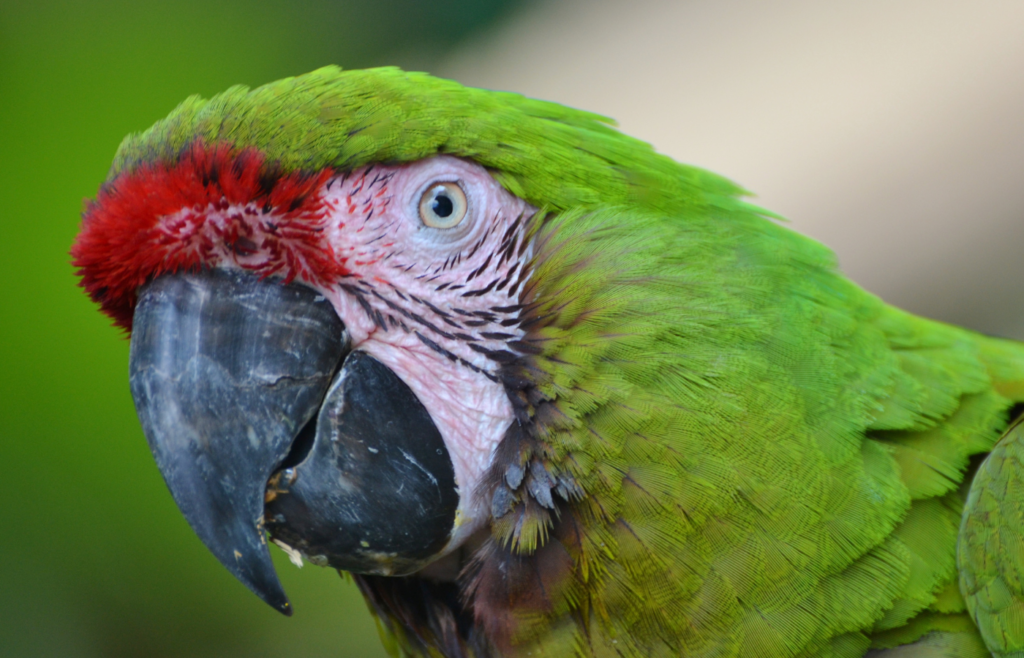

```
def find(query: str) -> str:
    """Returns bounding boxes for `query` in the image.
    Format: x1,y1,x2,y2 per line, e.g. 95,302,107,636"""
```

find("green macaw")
72,66,1024,658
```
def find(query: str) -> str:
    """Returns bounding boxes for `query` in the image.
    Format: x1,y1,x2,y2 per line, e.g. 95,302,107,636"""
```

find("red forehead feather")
71,141,341,331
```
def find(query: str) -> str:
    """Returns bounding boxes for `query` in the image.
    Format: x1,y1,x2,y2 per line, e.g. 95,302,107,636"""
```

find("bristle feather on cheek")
71,141,343,329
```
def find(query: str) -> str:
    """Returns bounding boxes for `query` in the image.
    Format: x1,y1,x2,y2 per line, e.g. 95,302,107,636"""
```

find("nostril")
228,236,259,256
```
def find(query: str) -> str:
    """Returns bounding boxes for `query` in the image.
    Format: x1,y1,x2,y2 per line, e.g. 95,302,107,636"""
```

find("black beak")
129,268,347,614
264,350,460,576
128,268,460,615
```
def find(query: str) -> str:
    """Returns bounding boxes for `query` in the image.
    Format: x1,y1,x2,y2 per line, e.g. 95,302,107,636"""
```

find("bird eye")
418,182,468,229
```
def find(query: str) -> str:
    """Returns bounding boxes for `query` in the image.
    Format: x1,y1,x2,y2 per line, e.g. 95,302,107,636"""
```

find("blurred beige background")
440,0,1024,338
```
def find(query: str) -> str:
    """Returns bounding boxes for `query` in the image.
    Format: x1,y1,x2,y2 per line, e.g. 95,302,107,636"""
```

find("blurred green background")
0,1,522,656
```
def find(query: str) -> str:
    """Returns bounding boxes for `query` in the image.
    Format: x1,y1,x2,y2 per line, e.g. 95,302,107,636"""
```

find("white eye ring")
418,182,468,229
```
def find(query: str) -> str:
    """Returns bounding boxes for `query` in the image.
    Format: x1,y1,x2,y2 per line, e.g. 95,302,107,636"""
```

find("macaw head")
71,66,745,619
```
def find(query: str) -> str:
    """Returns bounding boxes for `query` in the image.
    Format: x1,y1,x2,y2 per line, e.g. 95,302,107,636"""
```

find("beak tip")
257,577,293,616
223,544,294,616
258,585,293,616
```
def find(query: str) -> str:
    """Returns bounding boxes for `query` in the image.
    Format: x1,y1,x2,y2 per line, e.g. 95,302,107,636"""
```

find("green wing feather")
959,418,1024,657
107,66,1024,657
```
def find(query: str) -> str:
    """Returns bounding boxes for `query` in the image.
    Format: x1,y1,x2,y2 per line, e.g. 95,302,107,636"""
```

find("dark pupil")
432,192,454,218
